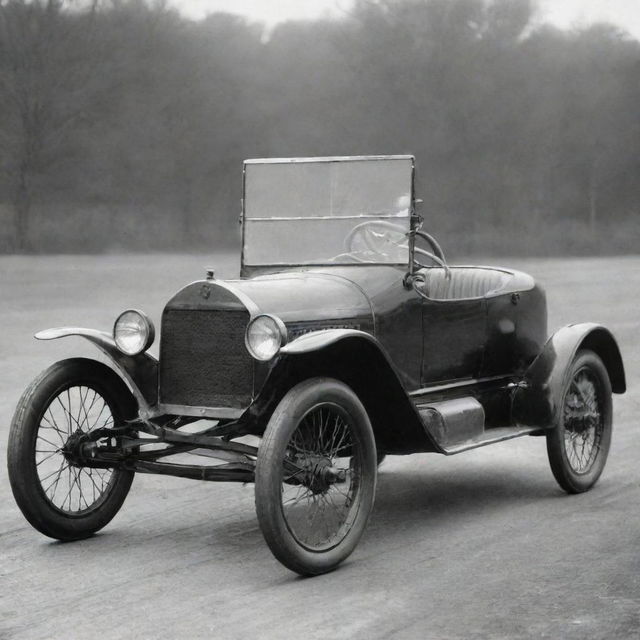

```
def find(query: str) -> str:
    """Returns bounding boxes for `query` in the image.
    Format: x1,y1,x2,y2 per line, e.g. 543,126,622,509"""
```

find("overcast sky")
167,0,640,39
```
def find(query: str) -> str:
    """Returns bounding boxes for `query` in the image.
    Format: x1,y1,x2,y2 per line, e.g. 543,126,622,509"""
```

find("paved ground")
1,254,639,640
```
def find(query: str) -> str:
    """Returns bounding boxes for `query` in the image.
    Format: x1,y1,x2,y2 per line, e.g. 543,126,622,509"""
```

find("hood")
163,266,407,335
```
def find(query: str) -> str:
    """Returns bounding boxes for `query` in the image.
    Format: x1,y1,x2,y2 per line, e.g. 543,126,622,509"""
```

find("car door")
421,297,487,384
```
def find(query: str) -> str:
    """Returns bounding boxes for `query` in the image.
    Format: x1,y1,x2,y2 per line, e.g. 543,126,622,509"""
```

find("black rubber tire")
546,350,613,494
255,377,377,576
7,358,136,541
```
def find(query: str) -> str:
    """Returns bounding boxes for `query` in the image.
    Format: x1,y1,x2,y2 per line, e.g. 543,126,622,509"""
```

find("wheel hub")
565,391,599,435
293,456,347,494
61,430,92,467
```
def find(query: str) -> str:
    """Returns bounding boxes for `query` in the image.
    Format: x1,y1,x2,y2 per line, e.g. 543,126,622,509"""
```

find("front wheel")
255,378,377,575
546,350,613,494
7,358,136,540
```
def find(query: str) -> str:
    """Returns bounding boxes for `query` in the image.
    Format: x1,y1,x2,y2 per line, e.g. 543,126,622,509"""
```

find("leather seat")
419,267,513,300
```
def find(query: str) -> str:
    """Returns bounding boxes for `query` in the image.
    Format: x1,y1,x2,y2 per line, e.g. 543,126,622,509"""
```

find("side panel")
421,299,486,383
512,323,625,429
367,278,423,390
482,284,547,377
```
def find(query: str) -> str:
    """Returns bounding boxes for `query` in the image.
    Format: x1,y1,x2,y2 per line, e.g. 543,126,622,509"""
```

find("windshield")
242,156,414,267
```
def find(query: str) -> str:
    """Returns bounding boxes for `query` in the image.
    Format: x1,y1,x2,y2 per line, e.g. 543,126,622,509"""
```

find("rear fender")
35,327,158,413
512,323,625,429
244,329,441,454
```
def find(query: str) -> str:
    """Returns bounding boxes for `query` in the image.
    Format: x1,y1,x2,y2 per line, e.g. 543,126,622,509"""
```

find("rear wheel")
7,358,136,540
546,350,612,494
255,378,377,575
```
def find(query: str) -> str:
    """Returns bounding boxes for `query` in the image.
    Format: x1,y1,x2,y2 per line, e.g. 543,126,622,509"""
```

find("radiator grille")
159,308,253,408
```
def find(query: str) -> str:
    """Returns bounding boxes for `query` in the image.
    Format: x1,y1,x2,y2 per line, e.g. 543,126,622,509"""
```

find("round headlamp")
113,309,155,356
245,314,287,361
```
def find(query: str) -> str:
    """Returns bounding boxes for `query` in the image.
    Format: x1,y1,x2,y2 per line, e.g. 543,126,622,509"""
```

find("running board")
415,396,541,455
438,426,541,455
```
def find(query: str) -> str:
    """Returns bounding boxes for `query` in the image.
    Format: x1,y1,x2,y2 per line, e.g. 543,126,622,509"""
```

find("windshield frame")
240,155,416,276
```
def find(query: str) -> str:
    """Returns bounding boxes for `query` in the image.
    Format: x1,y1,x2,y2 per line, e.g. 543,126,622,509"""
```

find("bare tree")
0,0,102,250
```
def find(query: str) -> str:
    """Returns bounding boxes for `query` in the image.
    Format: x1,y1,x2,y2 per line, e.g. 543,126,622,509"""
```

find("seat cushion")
420,267,513,300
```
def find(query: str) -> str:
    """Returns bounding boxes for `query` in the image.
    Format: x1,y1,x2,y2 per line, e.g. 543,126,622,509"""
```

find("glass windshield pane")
243,157,413,266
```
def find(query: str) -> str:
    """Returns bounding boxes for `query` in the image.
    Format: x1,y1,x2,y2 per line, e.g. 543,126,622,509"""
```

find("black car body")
8,155,626,575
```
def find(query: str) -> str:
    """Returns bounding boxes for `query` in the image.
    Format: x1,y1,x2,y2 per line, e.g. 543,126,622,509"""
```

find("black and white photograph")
1,0,638,638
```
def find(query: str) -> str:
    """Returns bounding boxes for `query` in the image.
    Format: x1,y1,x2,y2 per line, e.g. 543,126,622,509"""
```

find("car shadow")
40,458,563,582
373,464,555,518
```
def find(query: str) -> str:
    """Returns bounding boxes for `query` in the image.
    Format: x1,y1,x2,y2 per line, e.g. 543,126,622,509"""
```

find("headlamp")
113,309,155,356
245,314,287,361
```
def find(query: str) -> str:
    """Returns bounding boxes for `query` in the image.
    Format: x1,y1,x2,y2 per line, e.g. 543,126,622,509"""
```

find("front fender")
512,323,625,429
280,328,379,354
35,327,158,413
245,330,440,454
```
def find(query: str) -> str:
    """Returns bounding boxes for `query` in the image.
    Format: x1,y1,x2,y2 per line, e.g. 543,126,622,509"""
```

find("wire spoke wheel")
562,369,603,475
281,404,361,552
547,350,612,494
255,378,377,576
35,385,117,515
8,359,136,540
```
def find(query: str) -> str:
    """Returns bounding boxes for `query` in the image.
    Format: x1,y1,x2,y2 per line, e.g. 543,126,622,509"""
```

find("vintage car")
8,155,626,576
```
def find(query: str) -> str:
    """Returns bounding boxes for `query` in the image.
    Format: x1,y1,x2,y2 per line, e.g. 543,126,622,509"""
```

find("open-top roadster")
8,156,626,575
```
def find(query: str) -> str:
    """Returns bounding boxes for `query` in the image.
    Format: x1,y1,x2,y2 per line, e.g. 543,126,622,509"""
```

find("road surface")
1,254,638,639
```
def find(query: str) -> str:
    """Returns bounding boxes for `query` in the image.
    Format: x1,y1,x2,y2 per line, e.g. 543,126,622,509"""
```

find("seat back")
420,267,512,300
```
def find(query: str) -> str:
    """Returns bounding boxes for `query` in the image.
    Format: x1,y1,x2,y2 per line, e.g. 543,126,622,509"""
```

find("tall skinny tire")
255,378,377,576
7,358,136,541
546,350,612,494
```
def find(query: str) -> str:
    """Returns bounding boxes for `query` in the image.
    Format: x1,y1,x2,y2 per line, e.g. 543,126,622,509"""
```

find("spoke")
60,469,77,511
329,423,350,460
327,413,341,454
83,389,102,430
331,442,354,457
331,483,352,501
88,469,97,503
283,482,313,506
74,387,85,434
48,465,65,502
76,470,90,510
77,386,92,431
42,462,69,495
43,407,64,435
90,399,109,433
69,468,80,512
324,488,348,516
56,394,82,433
36,434,62,450
319,408,332,452
39,462,70,484
36,450,61,466
284,467,306,482
40,413,67,442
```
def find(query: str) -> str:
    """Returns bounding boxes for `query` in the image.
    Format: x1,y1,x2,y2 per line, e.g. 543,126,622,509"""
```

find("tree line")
1,0,639,256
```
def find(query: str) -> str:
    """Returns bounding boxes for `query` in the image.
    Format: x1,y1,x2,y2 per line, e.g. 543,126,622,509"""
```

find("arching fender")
244,329,441,454
512,323,625,429
279,328,378,355
35,327,158,413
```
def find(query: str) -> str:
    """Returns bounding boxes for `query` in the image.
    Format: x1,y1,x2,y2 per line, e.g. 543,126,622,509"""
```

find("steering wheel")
344,221,450,277
344,220,408,259
411,230,450,278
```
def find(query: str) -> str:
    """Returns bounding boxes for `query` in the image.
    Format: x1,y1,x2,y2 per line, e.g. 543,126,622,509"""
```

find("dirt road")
1,254,638,639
